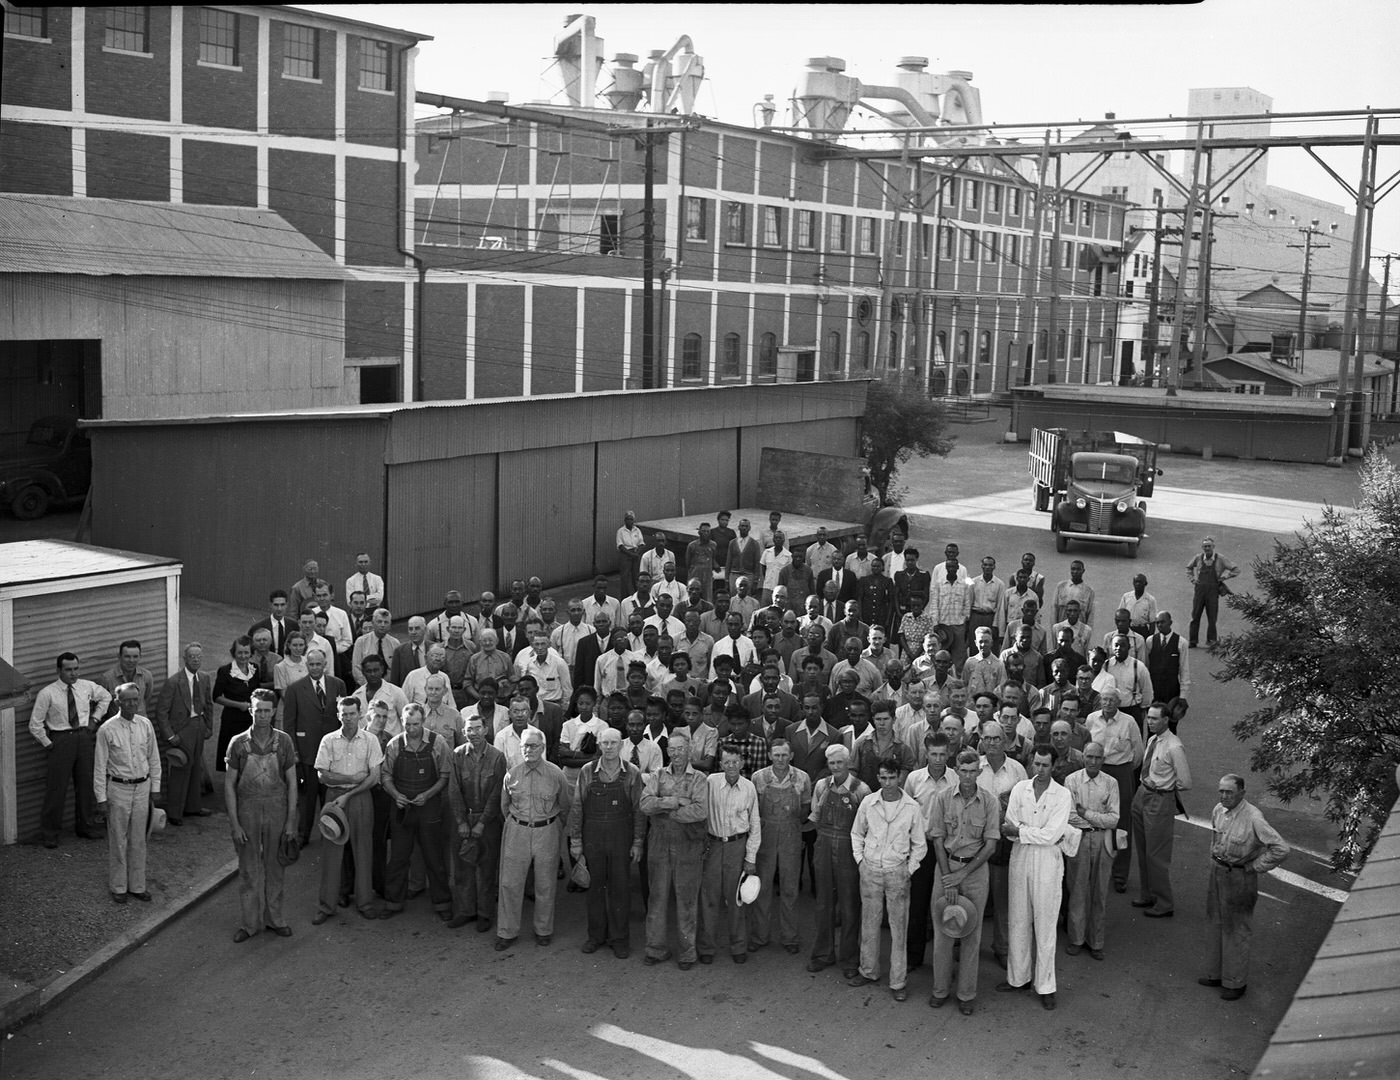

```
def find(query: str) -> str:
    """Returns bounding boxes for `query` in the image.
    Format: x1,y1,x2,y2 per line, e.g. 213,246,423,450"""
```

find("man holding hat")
926,747,1000,1013
698,746,761,964
224,689,297,940
1064,741,1119,960
568,727,646,958
312,697,383,923
747,738,813,956
446,715,507,932
807,744,870,977
94,682,160,903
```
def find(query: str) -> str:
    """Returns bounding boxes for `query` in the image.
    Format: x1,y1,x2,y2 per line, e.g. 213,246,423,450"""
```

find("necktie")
360,573,368,597
631,743,641,766
826,601,835,620
1143,736,1157,778
316,681,326,710
377,635,387,661
67,685,80,730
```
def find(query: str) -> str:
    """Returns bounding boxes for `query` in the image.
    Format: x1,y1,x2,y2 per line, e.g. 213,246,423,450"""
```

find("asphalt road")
1,422,1365,1080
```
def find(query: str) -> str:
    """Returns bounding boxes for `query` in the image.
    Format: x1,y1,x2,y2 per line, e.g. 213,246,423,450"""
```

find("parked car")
0,416,91,520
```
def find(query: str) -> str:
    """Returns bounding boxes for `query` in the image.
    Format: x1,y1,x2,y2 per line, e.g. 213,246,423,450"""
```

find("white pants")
106,778,151,894
1008,842,1063,994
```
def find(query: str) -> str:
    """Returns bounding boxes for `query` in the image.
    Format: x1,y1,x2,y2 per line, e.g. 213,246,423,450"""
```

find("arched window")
823,330,842,371
722,333,742,378
857,331,871,370
1056,329,1068,360
681,333,703,380
931,368,948,396
1038,329,1049,360
1072,327,1084,360
977,330,991,364
935,330,948,364
956,330,969,364
758,332,778,377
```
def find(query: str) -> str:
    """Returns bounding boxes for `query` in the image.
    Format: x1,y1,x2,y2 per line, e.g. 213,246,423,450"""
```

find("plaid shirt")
719,733,770,778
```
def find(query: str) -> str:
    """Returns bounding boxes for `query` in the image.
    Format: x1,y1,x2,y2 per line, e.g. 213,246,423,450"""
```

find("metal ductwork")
794,54,986,141
555,14,606,107
605,53,644,112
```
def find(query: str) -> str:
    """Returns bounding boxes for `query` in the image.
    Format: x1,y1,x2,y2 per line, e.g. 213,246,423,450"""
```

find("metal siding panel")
386,455,497,617
9,579,170,842
497,445,594,588
740,419,859,505
595,436,680,573
91,422,386,609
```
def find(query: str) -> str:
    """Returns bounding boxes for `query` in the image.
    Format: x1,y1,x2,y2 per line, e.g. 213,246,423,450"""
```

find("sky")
312,1,1400,285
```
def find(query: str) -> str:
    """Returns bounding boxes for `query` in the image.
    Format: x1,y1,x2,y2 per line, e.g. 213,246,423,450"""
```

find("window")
685,197,707,241
1072,328,1084,359
944,177,958,204
823,330,842,371
1038,329,1049,359
599,214,620,255
1064,198,1076,223
988,184,1002,213
1152,187,1163,204
1081,201,1093,227
795,209,816,250
105,6,149,52
761,206,782,247
5,7,47,37
960,230,976,261
1235,381,1266,396
828,214,848,252
858,217,876,254
1006,234,1020,264
965,180,981,211
1009,188,1022,216
935,331,948,364
1056,329,1068,360
857,331,871,371
939,225,955,260
978,330,991,364
358,38,391,91
758,332,778,377
283,23,319,78
983,233,998,263
722,333,743,378
199,8,238,66
681,333,704,380
725,202,747,244
956,330,969,364
1043,240,1054,268
1063,240,1075,269
1124,281,1136,299
921,223,934,260
894,222,905,257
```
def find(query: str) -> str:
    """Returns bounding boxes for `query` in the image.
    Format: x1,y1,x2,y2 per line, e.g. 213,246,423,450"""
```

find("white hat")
736,871,761,906
149,807,167,832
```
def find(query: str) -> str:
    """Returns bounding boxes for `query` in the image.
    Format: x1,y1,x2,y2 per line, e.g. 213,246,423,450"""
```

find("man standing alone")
1186,536,1239,648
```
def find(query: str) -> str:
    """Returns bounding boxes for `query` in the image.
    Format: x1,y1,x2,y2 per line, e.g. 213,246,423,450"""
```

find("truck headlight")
1116,501,1128,513
1075,498,1086,510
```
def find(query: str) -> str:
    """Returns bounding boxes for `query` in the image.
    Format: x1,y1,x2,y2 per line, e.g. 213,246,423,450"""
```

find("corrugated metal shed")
0,194,352,280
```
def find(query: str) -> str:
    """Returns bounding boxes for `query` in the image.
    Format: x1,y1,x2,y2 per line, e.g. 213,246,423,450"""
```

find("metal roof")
0,194,353,280
1207,350,1392,387
0,540,181,592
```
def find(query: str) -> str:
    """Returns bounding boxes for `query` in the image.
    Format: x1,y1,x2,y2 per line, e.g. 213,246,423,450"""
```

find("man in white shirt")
582,577,623,629
976,719,1027,968
644,594,686,643
30,650,113,847
759,532,793,605
710,613,757,672
345,552,385,610
616,512,644,597
847,756,927,1001
312,697,384,922
313,584,354,657
551,600,592,670
622,710,665,776
493,698,543,770
903,732,956,972
640,534,673,586
517,632,572,706
698,746,761,963
997,746,1074,1010
805,527,839,578
1064,741,1120,960
351,608,400,686
350,654,408,725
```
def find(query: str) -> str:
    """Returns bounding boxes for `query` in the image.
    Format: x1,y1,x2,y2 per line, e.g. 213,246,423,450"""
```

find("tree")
1215,449,1400,871
859,375,955,506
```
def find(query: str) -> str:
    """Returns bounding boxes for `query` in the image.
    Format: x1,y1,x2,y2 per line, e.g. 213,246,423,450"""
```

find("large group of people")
32,531,1288,1010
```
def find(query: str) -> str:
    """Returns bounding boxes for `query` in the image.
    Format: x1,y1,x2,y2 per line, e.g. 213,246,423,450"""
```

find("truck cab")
1029,428,1157,558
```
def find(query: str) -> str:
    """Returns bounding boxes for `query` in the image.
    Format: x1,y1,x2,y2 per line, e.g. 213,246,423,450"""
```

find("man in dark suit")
248,590,297,658
741,666,800,725
572,611,613,691
513,673,564,764
280,649,346,844
494,605,526,660
154,642,215,825
391,616,429,687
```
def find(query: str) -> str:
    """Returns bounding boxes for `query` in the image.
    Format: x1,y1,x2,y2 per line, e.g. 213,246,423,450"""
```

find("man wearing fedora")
225,689,298,940
94,682,161,904
926,747,1000,1013
312,696,383,923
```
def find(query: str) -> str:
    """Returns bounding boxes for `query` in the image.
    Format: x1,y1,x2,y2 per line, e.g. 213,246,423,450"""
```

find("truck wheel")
1055,532,1068,554
1126,540,1139,559
10,484,50,520
1033,483,1049,513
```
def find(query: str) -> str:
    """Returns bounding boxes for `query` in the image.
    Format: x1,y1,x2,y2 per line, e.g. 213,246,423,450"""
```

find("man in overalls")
807,744,871,977
225,689,298,941
1186,537,1239,648
748,738,813,954
568,728,646,958
380,702,454,920
639,727,711,969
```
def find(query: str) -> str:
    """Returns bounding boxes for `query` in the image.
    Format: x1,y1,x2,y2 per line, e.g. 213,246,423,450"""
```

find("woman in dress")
272,632,309,728
212,636,257,772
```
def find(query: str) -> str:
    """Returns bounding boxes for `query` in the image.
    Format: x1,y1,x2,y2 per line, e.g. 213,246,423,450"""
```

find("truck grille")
1088,498,1113,533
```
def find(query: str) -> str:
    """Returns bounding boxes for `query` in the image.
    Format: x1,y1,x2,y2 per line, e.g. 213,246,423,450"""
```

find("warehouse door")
0,340,102,446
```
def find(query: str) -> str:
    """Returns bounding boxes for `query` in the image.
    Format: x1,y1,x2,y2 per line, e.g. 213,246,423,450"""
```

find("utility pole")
1047,141,1063,383
1166,122,1205,395
1287,221,1329,375
1143,196,1166,385
641,118,657,388
1190,142,1215,386
1018,131,1052,386
1336,111,1378,460
1380,254,1397,413
875,133,913,373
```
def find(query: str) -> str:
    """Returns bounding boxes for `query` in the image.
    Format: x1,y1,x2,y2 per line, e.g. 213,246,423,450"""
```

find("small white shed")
0,541,181,844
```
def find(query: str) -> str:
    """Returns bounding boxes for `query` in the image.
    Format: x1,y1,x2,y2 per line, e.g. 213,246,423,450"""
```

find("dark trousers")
165,723,207,820
40,729,96,841
385,802,451,911
1190,585,1220,645
583,825,634,947
811,833,861,967
214,707,247,772
295,762,325,844
698,836,747,958
370,787,392,898
906,847,939,968
452,820,502,921
1104,761,1137,885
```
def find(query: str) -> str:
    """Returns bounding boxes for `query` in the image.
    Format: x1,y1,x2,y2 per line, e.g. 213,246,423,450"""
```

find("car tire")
10,484,50,520
1126,540,1139,559
1055,532,1068,554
